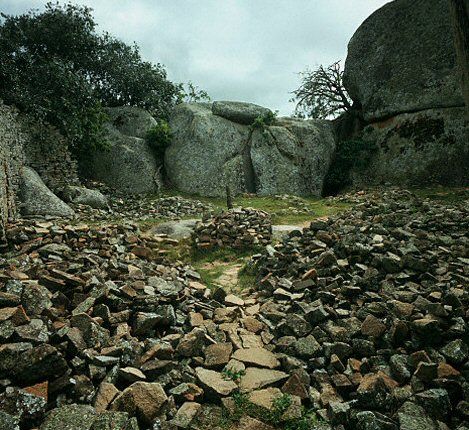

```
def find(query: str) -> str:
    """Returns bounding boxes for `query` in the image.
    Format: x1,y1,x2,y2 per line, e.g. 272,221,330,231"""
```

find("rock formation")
343,0,468,187
82,106,163,194
344,0,463,121
165,102,336,197
19,167,75,217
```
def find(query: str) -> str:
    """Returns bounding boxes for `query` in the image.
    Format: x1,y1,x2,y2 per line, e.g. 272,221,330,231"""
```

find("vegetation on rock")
0,2,180,156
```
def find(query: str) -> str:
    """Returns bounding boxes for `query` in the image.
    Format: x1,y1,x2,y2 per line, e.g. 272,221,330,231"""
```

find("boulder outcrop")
82,107,162,195
344,0,463,122
165,102,336,197
342,0,468,187
19,167,74,217
355,108,469,186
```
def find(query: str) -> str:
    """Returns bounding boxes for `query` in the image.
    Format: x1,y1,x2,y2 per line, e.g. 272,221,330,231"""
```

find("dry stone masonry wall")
0,102,25,245
193,208,272,250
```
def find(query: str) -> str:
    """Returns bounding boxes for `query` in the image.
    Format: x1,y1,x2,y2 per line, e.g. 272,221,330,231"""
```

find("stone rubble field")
0,188,467,430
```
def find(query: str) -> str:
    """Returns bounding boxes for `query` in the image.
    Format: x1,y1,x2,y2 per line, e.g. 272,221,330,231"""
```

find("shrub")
250,111,277,135
146,121,172,161
323,138,378,195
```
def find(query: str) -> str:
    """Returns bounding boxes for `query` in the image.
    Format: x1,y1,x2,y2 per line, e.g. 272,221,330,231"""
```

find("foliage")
250,110,278,135
146,120,172,160
179,81,211,103
0,2,180,155
323,138,378,195
221,368,245,382
291,61,352,119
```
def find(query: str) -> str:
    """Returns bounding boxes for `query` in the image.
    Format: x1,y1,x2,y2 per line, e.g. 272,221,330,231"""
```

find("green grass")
161,189,351,225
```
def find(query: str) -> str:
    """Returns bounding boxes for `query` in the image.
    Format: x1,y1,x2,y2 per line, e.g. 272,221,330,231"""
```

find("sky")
1,0,391,115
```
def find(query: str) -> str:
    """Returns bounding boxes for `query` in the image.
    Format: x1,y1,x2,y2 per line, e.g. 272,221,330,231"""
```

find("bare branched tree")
291,61,352,119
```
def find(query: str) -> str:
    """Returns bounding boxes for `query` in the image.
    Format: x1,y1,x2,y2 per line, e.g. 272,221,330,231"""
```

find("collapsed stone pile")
193,208,272,250
0,189,467,430
249,189,468,429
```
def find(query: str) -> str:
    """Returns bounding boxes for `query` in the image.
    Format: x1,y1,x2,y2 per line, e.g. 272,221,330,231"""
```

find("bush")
250,111,277,134
0,3,180,156
323,138,378,195
146,121,172,160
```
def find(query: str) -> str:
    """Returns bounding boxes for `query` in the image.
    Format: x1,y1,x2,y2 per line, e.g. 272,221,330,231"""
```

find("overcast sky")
2,0,390,115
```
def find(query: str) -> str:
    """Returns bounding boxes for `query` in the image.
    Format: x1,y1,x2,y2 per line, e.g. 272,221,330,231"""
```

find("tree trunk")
448,0,469,120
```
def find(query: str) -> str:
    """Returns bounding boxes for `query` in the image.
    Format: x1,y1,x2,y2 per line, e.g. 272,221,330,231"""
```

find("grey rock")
0,411,19,430
414,389,450,420
149,219,199,240
0,387,46,427
40,405,96,430
104,106,157,139
212,101,272,125
352,108,468,187
355,411,397,430
83,107,162,194
397,401,439,430
344,0,463,121
166,103,335,197
440,339,468,365
19,167,74,217
63,186,109,209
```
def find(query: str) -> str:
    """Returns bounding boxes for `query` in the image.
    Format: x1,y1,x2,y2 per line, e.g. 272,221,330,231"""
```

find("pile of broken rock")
193,208,272,250
250,188,468,429
0,188,467,430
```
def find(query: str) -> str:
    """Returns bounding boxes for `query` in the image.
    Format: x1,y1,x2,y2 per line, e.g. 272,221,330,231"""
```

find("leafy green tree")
291,61,352,119
179,81,211,103
0,2,180,155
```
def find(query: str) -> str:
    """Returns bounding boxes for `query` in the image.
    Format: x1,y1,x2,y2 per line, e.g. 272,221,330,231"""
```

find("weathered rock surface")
61,185,109,209
82,106,162,194
352,108,469,187
212,101,272,125
344,0,463,121
166,102,336,197
19,167,74,217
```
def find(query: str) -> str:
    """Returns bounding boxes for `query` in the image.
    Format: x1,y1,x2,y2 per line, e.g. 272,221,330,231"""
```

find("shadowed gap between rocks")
242,129,257,193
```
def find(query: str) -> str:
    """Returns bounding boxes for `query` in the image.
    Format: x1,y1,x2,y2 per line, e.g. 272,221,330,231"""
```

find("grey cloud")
1,0,390,115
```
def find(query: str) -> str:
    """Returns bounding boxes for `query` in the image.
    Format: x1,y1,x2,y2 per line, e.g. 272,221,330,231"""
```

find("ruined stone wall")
0,102,25,244
21,118,80,192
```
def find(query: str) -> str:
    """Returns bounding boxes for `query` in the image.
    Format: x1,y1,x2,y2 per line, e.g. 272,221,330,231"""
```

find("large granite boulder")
212,101,272,125
344,0,464,122
352,108,468,186
165,102,336,197
19,167,74,217
82,107,162,195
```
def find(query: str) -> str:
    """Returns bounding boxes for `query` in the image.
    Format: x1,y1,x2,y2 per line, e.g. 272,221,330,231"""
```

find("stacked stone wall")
0,102,25,244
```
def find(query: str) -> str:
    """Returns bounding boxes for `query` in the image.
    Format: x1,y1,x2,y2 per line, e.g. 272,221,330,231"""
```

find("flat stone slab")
272,225,303,241
149,219,199,240
239,368,288,392
232,348,279,369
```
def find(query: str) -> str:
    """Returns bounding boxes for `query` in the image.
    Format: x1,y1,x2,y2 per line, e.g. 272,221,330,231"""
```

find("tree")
291,61,352,119
0,2,180,155
448,0,469,120
179,81,211,103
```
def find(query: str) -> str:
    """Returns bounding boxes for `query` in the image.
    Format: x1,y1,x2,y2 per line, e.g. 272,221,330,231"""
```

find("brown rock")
361,315,386,338
239,368,288,392
195,367,237,397
204,342,233,368
281,374,309,399
232,348,279,369
110,381,168,424
94,382,120,412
